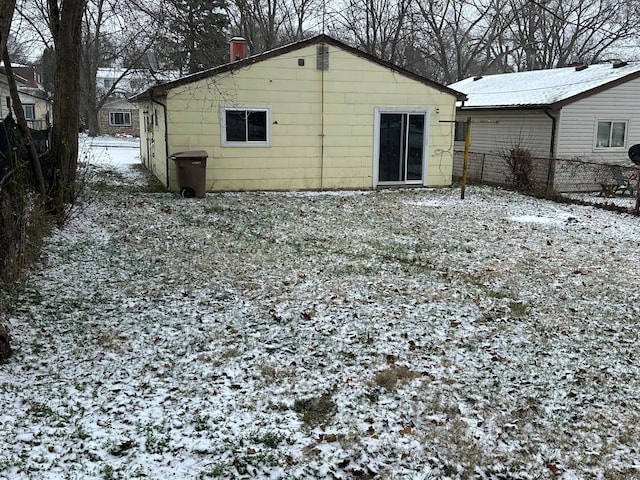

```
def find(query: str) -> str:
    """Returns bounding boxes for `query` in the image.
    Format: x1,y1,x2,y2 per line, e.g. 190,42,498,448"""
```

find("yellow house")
130,35,465,192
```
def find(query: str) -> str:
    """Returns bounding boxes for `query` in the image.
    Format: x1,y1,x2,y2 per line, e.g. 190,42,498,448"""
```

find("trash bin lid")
170,150,208,159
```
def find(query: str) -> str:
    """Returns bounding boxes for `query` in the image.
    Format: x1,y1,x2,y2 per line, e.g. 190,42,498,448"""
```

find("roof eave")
457,104,553,111
552,70,640,108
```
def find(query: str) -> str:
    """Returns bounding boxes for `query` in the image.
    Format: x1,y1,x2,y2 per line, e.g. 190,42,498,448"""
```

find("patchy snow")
507,214,578,225
2,138,640,479
78,134,141,168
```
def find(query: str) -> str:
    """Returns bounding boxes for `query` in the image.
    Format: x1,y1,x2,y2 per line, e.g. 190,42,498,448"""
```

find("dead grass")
294,391,337,426
373,365,421,392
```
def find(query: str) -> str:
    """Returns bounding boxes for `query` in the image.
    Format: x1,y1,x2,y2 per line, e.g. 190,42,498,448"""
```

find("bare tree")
507,0,638,70
2,49,47,200
326,0,413,62
5,31,31,63
227,0,289,52
80,0,108,136
79,0,174,136
412,0,515,83
48,0,87,218
0,0,17,56
280,0,323,40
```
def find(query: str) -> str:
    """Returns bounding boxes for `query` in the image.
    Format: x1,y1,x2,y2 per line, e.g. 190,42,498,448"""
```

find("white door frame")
373,107,431,188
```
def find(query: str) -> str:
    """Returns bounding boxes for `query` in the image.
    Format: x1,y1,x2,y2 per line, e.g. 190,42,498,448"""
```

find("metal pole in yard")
460,117,472,200
635,170,640,211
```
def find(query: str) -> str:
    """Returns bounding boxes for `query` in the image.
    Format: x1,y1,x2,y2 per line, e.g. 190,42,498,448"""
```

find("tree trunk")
0,0,16,57
3,47,47,203
85,96,100,137
48,0,87,220
0,315,10,360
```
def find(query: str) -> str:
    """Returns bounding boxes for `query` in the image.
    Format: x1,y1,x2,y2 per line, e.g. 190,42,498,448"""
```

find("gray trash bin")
170,151,208,198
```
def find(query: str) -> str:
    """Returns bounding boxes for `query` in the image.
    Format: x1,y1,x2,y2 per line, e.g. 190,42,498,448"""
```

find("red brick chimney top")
230,37,247,62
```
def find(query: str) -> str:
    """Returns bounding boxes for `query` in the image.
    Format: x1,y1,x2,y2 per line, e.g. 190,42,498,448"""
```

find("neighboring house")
130,34,465,192
97,67,139,98
0,65,51,130
0,66,50,156
97,67,178,136
0,69,9,119
10,64,51,130
96,68,138,136
449,62,640,163
18,88,50,130
99,98,139,136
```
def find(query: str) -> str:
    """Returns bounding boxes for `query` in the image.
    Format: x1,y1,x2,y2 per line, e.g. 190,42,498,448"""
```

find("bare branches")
0,0,17,55
323,0,640,81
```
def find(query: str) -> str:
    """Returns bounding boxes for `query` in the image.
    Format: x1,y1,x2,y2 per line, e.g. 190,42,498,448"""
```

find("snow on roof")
449,62,640,109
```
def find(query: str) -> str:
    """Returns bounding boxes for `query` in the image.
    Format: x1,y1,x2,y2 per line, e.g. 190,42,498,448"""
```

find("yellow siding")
137,100,169,187
158,42,457,191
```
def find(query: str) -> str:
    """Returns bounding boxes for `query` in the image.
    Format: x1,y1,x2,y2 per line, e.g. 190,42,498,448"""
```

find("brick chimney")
230,37,247,62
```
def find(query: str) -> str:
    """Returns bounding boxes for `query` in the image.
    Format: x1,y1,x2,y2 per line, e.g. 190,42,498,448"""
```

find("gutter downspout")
544,108,558,195
320,43,325,191
150,91,170,190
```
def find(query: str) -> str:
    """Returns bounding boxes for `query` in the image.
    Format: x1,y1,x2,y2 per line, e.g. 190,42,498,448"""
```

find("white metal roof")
449,62,640,109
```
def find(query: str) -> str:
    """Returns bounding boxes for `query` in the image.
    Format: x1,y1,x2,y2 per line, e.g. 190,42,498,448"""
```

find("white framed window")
109,111,132,127
595,120,627,149
23,104,36,120
221,106,271,146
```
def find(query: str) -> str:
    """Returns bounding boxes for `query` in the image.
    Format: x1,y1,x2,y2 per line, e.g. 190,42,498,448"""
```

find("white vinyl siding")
556,77,640,162
454,109,553,158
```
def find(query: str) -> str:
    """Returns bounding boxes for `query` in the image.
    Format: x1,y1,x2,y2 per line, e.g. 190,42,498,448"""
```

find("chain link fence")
453,150,640,212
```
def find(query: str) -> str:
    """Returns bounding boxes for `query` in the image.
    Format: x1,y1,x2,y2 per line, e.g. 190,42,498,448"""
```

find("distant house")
0,70,9,117
17,88,50,131
0,65,51,131
99,98,139,136
130,34,465,193
449,62,640,163
96,68,178,137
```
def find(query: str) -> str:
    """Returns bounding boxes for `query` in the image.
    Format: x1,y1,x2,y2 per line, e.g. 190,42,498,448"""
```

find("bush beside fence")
453,150,640,211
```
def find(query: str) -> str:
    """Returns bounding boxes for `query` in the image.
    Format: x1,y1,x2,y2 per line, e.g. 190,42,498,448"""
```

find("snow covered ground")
1,138,640,479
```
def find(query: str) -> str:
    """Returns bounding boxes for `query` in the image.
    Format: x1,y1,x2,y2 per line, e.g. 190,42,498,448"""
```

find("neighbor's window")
454,121,468,142
23,104,36,120
222,107,270,146
596,120,627,148
110,111,132,127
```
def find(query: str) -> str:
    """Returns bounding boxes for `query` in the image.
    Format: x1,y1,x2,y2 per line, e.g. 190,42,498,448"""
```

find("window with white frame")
595,120,627,149
221,107,270,146
109,111,132,127
23,104,36,120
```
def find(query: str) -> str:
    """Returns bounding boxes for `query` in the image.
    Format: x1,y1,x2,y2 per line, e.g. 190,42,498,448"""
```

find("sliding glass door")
377,111,427,184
